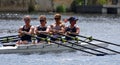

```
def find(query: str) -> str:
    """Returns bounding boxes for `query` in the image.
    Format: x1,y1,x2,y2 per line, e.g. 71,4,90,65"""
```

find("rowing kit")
0,34,120,56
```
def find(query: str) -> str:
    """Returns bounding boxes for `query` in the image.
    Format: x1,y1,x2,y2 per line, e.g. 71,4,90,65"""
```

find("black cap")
68,17,78,21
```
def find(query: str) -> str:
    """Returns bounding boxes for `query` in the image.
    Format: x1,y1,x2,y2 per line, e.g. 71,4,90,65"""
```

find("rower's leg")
22,41,29,44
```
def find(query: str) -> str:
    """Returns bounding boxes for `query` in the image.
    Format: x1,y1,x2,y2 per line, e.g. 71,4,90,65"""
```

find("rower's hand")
67,32,71,34
19,31,26,36
36,31,41,35
21,31,27,34
66,32,78,35
49,32,53,35
52,29,58,33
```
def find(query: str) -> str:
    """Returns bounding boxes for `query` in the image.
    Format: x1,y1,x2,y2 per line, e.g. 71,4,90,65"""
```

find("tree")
97,0,107,5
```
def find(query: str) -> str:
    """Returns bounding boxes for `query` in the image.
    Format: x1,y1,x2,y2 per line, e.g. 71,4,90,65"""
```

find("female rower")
65,17,80,40
34,15,50,43
16,15,34,45
50,13,65,40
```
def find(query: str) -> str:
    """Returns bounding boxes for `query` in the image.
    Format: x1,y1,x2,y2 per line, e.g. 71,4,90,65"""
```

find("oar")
50,40,105,56
60,39,109,55
0,35,18,39
39,34,108,55
74,34,120,47
25,34,106,56
0,35,19,43
59,34,120,54
41,34,116,55
0,38,19,43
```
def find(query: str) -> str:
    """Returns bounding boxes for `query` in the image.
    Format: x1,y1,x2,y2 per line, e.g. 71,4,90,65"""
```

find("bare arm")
57,24,65,34
38,26,50,34
18,26,24,36
28,26,34,34
76,26,80,34
18,26,34,36
35,26,50,35
51,24,65,34
34,26,39,35
66,26,80,35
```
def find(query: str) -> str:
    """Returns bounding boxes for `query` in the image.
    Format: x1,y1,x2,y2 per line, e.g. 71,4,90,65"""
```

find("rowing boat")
0,41,108,54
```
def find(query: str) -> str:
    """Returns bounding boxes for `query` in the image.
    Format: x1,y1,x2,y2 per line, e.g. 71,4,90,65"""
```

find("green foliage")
75,0,84,5
97,0,107,5
56,5,66,13
28,5,35,13
75,0,107,5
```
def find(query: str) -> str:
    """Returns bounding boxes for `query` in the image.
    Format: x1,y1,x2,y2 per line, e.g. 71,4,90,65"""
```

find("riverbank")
0,0,73,12
1,0,120,14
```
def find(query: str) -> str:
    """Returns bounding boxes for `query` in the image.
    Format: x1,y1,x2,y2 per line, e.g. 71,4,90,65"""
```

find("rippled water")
0,14,120,65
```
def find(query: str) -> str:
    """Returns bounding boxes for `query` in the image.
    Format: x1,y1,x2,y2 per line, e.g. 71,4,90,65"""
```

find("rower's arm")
34,26,39,35
76,26,80,34
49,24,55,33
28,26,34,35
57,24,65,34
18,26,34,36
46,26,51,34
65,26,80,35
18,26,24,36
18,26,24,34
49,24,65,34
35,26,50,35
59,27,65,34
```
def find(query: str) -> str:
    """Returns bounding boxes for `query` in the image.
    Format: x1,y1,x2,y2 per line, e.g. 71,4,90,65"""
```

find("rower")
65,17,80,40
50,13,65,41
16,15,34,45
34,15,50,43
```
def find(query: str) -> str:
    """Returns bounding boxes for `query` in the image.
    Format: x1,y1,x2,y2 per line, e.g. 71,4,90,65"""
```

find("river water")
0,14,120,65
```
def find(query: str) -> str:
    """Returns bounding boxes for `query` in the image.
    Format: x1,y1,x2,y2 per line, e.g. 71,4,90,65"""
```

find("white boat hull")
0,41,108,54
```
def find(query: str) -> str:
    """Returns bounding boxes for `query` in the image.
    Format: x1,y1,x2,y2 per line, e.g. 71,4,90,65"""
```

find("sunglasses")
40,20,45,21
70,21,77,23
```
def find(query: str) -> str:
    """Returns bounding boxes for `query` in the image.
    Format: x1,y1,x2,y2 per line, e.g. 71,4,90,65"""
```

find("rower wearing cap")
34,15,50,43
65,17,80,40
16,15,34,45
50,13,65,40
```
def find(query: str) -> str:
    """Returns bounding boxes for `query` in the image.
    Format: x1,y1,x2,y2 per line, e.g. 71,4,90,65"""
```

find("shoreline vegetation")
0,0,119,14
0,0,119,19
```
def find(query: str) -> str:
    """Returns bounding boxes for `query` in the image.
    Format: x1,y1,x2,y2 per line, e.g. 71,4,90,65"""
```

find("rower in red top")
65,17,80,40
16,15,34,45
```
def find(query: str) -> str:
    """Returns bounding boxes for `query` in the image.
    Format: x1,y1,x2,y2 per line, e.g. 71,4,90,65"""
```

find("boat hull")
0,41,108,54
